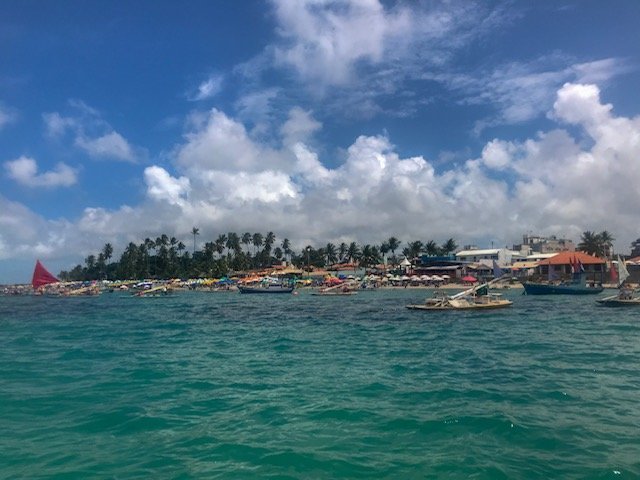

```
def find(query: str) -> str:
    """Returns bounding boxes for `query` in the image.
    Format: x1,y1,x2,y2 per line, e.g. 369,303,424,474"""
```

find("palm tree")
379,241,390,265
360,244,380,268
102,243,113,263
273,247,283,262
227,232,241,254
144,238,155,277
578,231,603,257
252,233,263,255
191,227,200,254
424,240,439,256
264,232,276,252
281,238,291,263
215,234,227,258
403,240,423,261
325,243,338,266
346,242,361,264
441,238,458,256
242,232,252,254
101,243,113,279
387,237,401,264
338,242,348,263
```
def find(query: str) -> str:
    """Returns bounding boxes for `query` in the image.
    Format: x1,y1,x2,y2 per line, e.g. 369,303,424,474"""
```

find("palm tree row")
58,231,458,281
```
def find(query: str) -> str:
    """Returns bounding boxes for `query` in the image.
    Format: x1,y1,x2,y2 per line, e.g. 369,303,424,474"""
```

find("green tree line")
58,231,459,281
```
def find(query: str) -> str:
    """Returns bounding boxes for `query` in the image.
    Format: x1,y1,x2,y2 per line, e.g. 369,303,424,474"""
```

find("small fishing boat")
407,266,513,311
596,256,640,306
133,285,173,297
596,291,640,306
311,281,358,296
238,283,294,294
407,288,512,311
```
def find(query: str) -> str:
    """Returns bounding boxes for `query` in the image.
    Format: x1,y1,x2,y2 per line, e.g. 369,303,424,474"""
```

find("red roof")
537,251,605,266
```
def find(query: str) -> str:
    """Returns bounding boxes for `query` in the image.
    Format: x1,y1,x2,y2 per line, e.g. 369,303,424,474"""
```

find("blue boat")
522,273,603,295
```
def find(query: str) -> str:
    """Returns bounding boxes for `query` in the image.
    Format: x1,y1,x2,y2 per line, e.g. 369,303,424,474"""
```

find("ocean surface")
1,288,639,479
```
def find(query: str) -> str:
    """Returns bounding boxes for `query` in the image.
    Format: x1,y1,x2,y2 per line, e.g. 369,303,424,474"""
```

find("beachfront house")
534,251,606,284
454,248,523,269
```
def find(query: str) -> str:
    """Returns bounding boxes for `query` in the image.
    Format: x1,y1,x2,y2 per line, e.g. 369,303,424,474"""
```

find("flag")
610,261,618,283
571,256,582,274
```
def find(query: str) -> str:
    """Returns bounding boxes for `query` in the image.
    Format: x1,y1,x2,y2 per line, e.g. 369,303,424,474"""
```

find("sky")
1,0,640,283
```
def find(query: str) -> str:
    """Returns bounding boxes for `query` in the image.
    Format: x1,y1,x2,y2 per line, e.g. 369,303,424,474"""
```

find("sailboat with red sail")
32,260,59,289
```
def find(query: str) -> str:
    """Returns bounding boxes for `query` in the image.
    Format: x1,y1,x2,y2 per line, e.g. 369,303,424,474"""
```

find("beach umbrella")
431,275,443,282
420,274,431,281
441,274,450,279
462,275,477,283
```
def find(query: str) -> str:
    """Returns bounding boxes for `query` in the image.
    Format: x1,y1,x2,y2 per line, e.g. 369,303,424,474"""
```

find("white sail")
617,255,630,287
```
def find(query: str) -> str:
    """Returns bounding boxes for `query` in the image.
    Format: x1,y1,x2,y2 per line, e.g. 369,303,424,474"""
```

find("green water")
1,289,639,479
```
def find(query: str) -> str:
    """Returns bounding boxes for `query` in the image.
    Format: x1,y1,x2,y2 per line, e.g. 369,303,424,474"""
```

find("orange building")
535,251,606,282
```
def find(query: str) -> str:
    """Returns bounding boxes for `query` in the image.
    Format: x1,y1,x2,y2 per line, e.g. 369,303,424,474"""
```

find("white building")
455,248,524,268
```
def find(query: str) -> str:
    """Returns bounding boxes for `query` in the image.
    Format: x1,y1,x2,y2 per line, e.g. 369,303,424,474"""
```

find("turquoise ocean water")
1,289,639,479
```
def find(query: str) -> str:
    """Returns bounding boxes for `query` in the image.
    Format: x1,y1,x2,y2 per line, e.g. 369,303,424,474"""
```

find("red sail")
32,260,59,289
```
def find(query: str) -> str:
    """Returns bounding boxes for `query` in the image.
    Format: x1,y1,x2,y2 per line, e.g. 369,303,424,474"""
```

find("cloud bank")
3,82,640,273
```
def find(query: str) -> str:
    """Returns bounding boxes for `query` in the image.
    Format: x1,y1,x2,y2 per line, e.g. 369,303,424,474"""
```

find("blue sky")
2,0,640,282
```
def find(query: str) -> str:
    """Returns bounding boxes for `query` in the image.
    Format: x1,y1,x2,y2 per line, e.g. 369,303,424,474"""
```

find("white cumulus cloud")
3,82,640,279
75,131,136,162
144,166,191,206
4,156,77,188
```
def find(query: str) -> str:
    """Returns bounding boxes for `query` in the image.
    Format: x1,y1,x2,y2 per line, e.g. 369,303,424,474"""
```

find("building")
454,248,523,268
534,251,606,283
414,255,464,279
514,234,575,254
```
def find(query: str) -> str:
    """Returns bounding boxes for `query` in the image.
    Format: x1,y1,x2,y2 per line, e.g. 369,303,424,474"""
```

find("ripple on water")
1,290,639,478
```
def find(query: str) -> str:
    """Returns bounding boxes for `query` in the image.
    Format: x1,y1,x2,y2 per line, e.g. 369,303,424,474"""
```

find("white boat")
407,262,513,311
596,256,640,306
407,289,512,311
311,281,358,296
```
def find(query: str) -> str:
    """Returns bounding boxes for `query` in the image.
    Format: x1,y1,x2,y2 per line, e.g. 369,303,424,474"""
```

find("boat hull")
406,300,513,311
596,297,640,306
522,283,603,295
238,285,294,294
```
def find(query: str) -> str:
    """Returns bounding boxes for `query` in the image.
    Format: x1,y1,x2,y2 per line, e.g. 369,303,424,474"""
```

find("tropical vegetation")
58,232,460,282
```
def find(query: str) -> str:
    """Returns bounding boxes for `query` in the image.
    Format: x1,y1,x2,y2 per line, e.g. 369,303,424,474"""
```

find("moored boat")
522,282,603,295
596,256,640,306
238,283,294,294
407,292,513,311
407,267,513,311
